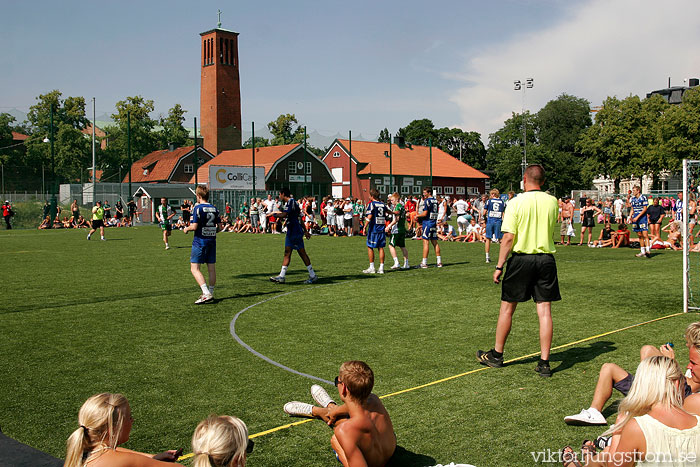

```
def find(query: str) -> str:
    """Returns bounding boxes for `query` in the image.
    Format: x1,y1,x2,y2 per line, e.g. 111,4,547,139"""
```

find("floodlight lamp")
514,80,521,90
43,137,50,143
526,78,534,88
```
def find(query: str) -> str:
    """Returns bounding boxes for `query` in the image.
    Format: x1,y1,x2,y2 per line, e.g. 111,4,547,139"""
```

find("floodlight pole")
683,159,689,313
514,78,534,182
92,97,96,204
348,130,352,198
303,126,308,197
429,138,433,187
389,135,393,194
127,111,132,202
252,122,256,193
49,104,57,223
194,117,199,188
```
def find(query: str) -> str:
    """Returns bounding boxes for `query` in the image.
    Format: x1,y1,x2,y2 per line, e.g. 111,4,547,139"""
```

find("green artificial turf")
0,225,694,467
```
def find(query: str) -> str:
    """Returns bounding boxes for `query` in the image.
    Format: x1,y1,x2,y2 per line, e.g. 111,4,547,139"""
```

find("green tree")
0,113,15,166
660,87,700,173
243,136,270,148
157,104,189,148
486,112,536,192
102,96,158,178
378,128,390,143
397,118,437,146
24,90,90,184
435,127,486,169
267,114,306,145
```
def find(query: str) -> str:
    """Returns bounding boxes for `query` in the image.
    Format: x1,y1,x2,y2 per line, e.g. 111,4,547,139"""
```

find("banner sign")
209,166,266,190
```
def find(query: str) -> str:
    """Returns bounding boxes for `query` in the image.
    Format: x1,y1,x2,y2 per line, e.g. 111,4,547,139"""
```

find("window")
435,186,442,194
412,186,421,194
333,151,340,158
378,186,387,194
184,164,194,174
391,185,398,194
288,160,297,174
468,187,479,195
169,199,180,208
456,186,466,195
331,167,343,183
401,186,410,194
306,162,312,174
375,178,383,185
444,186,454,195
141,197,148,209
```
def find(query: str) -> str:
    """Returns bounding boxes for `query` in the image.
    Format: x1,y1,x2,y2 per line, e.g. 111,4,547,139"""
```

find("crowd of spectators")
37,199,134,229
558,193,690,252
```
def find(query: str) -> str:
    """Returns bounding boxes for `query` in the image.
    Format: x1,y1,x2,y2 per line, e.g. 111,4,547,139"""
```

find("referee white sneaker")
311,385,336,407
363,267,376,274
269,275,285,283
283,401,314,417
195,293,213,305
564,408,607,426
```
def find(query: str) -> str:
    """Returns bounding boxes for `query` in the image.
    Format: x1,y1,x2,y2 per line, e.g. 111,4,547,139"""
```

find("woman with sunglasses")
64,393,182,467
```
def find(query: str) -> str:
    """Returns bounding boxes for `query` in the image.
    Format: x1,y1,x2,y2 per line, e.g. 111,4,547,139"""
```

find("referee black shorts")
501,253,561,303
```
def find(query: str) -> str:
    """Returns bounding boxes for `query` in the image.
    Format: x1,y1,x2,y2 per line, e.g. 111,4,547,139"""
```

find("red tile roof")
191,144,299,184
12,131,28,141
123,146,198,183
330,139,488,179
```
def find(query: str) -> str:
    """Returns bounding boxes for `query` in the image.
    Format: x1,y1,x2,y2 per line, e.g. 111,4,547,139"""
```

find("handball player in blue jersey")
482,188,506,263
183,185,221,304
417,187,442,268
270,187,318,284
363,189,387,274
628,185,650,258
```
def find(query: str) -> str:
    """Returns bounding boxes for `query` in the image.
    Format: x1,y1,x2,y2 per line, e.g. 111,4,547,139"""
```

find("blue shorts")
190,240,216,264
633,216,648,232
485,221,503,240
422,221,437,240
366,231,386,249
285,234,305,251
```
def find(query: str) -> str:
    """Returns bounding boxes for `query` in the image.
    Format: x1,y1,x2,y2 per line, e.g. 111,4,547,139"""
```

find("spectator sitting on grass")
592,223,615,248
283,361,396,467
64,392,182,467
191,415,252,467
437,222,457,241
611,223,630,249
76,215,90,228
649,220,682,251
564,321,700,427
561,356,700,467
455,218,482,243
38,216,51,229
63,216,73,228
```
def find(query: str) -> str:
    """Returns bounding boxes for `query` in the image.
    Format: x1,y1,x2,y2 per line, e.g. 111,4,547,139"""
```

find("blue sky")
2,0,699,143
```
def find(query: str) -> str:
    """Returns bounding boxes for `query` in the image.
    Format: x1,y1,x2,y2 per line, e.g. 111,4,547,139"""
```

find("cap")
346,197,351,201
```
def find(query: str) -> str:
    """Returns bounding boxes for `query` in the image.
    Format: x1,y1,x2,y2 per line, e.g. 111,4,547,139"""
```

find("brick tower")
200,25,242,155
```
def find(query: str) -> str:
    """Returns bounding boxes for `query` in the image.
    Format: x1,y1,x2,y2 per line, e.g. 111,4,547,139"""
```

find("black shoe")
476,349,503,368
534,361,552,377
645,252,651,258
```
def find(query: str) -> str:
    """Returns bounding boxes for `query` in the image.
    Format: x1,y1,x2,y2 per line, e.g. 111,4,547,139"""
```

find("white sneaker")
270,275,285,283
87,234,91,240
564,408,607,426
165,245,170,250
390,263,400,270
377,269,384,274
402,264,410,269
195,293,213,305
363,268,376,274
304,275,318,284
311,385,336,408
485,258,491,263
420,263,428,269
283,401,314,417
437,263,443,268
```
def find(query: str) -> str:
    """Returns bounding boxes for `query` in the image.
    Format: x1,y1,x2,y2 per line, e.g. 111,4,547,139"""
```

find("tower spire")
217,9,222,28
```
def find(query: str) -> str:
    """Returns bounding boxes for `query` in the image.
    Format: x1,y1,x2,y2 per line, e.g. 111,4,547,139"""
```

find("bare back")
334,395,396,467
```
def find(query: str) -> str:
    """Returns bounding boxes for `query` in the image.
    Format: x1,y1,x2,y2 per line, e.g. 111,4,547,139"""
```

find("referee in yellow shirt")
477,165,560,377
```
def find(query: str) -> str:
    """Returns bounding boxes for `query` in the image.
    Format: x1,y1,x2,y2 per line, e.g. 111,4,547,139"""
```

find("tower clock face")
297,162,304,170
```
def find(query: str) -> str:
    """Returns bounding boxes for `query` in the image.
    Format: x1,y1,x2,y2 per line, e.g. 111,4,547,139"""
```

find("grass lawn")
0,224,694,467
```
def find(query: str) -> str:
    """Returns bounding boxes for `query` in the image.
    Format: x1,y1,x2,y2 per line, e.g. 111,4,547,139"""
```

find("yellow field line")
177,311,687,461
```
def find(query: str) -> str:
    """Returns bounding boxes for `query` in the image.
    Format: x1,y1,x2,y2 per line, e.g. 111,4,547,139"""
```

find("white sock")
437,256,442,264
485,253,490,259
306,265,316,277
200,284,210,295
404,258,409,267
165,242,169,247
369,262,375,270
208,285,215,295
422,258,427,265
641,246,645,253
101,236,104,240
393,257,399,265
280,265,288,278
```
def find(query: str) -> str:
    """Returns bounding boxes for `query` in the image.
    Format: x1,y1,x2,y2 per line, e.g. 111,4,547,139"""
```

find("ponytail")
63,426,90,467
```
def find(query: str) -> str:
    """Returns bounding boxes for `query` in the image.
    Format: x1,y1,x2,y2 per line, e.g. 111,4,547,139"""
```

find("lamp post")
514,78,533,184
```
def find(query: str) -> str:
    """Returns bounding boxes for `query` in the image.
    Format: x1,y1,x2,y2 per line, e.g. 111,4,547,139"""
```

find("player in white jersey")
453,197,470,234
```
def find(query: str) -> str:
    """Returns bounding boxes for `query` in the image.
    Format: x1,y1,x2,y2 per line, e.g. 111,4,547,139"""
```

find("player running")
270,187,318,284
385,192,409,270
363,189,387,274
482,189,505,263
156,197,175,250
417,187,442,268
86,200,106,241
183,185,220,304
628,185,650,258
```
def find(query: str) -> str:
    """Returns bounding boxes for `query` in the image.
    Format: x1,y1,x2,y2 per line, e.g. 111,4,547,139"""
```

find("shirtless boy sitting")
283,361,397,467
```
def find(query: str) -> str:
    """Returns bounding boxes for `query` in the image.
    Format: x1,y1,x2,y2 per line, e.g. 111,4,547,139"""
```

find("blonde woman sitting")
64,393,182,467
562,356,700,466
191,415,252,467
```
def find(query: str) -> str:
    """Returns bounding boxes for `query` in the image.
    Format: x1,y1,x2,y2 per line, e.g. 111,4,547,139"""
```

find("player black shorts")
501,253,561,303
91,219,104,229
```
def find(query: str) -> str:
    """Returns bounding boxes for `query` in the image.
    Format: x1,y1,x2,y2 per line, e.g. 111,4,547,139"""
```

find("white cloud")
449,0,700,143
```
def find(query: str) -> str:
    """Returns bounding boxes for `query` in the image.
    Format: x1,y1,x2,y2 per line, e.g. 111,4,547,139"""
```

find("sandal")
581,440,597,455
561,446,583,467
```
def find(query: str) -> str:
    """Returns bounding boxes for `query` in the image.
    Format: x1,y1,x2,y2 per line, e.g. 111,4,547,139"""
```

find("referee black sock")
491,349,503,358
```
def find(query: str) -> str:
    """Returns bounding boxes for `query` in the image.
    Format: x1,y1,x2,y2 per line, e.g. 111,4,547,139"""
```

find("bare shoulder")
684,393,700,416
